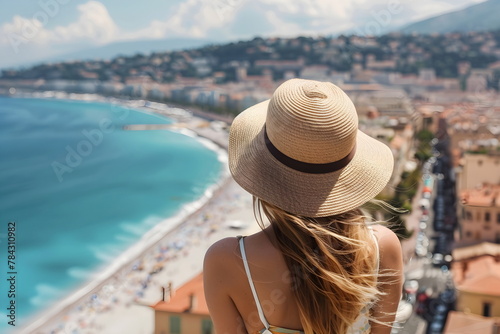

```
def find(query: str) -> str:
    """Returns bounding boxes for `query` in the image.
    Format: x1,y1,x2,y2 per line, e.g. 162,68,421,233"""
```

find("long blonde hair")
254,198,381,334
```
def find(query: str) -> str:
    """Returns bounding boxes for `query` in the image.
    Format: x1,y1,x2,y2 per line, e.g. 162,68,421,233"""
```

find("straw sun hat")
229,78,394,217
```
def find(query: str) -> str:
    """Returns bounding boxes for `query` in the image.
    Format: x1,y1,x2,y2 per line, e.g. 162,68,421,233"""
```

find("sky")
0,0,487,69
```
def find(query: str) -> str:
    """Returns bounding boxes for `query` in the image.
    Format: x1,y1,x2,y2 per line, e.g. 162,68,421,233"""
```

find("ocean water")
0,97,223,331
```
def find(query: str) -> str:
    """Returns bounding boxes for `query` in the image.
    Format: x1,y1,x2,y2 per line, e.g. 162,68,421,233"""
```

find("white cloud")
260,0,352,19
124,0,359,40
0,1,118,54
263,10,303,37
122,0,243,40
0,0,487,68
0,0,485,48
51,1,119,44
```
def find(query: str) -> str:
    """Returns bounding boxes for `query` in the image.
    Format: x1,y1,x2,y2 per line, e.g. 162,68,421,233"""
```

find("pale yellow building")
443,311,500,333
152,273,214,334
458,184,500,244
349,89,414,118
457,153,500,192
451,251,500,318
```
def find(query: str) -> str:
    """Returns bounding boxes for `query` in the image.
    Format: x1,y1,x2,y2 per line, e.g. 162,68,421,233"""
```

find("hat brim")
229,100,394,217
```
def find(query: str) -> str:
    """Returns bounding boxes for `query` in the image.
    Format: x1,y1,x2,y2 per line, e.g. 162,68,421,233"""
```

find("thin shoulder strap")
239,237,271,330
368,226,380,272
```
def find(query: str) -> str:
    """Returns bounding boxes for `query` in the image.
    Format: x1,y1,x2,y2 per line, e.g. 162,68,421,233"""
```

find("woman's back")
237,231,305,332
204,79,404,334
208,229,303,333
204,224,401,334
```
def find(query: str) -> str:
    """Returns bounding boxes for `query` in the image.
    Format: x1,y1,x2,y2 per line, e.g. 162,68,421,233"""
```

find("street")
398,118,457,334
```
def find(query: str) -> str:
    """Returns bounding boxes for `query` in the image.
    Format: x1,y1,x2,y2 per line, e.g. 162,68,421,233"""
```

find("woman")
204,79,404,334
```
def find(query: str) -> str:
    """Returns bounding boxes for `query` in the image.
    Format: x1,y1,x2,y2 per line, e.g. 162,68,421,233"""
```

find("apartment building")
458,184,500,244
451,243,500,318
152,273,213,334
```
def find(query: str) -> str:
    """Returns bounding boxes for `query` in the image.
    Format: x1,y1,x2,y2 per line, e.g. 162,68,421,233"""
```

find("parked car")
427,302,450,334
419,222,427,230
432,232,452,255
432,253,444,267
427,317,445,334
432,160,442,174
416,244,428,257
404,280,419,305
440,288,456,305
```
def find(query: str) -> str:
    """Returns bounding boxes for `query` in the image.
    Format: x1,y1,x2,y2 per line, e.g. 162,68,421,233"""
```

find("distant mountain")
48,38,215,63
400,0,500,34
10,38,215,69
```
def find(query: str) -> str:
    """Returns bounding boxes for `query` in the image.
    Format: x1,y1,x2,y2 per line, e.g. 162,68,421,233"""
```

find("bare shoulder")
203,237,241,278
371,224,401,249
205,236,239,257
370,225,403,271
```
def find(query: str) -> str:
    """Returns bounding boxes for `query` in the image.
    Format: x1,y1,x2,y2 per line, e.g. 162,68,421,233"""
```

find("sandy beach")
24,178,259,334
15,93,260,334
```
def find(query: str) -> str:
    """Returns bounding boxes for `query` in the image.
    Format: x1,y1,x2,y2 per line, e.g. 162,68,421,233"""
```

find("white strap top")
239,227,379,334
239,237,272,332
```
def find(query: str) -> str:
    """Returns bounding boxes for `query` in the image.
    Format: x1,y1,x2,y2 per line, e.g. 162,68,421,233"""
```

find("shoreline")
9,91,250,334
21,178,231,333
22,177,237,334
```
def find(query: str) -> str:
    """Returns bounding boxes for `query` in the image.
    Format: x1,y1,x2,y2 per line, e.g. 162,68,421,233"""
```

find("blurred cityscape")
2,31,500,115
2,28,500,334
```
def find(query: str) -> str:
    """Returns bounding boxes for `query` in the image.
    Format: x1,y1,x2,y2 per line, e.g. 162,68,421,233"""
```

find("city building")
299,65,330,81
449,121,500,157
451,247,500,317
348,89,414,119
466,72,488,93
443,311,500,333
457,153,500,192
458,184,500,244
453,242,500,261
254,58,305,71
151,273,213,334
418,68,437,82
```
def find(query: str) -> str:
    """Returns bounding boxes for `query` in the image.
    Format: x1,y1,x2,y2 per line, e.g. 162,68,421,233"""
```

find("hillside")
4,38,214,70
400,0,500,34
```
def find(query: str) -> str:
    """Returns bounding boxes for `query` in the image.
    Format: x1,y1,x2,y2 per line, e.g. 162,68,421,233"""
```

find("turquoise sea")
0,97,223,331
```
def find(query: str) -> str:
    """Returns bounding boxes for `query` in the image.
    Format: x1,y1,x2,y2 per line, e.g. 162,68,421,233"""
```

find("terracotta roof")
151,273,209,315
460,184,500,207
452,242,500,261
458,275,500,296
452,255,500,296
443,311,500,333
